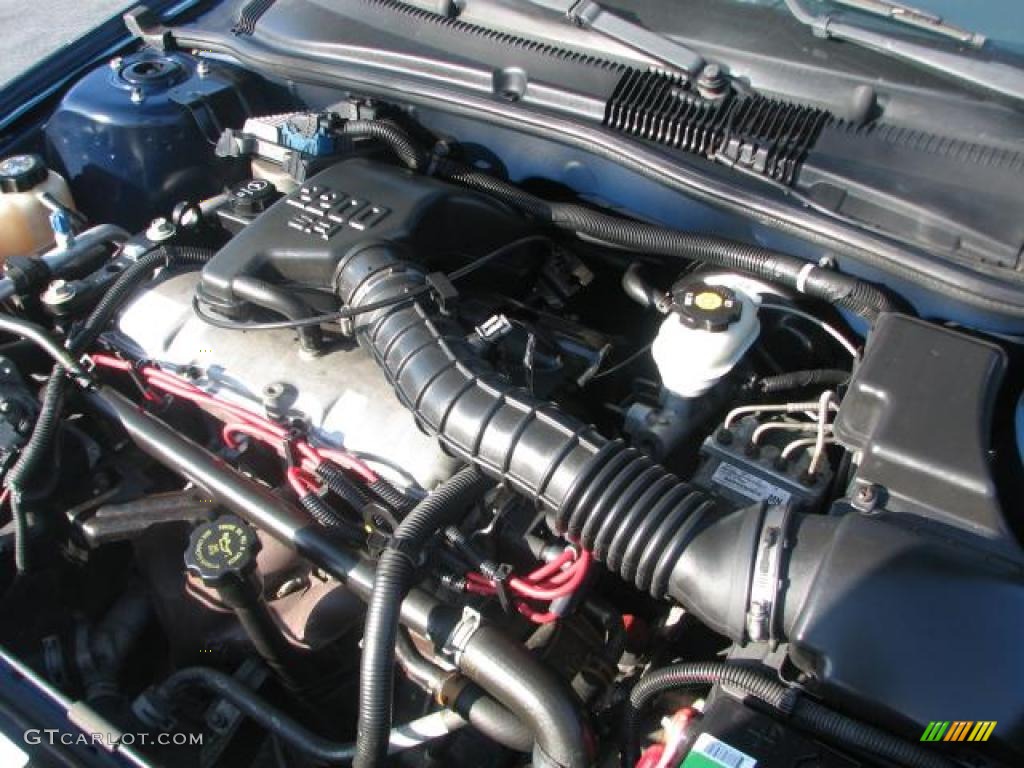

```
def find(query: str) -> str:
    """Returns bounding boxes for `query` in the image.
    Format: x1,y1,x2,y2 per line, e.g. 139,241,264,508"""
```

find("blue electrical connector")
48,208,74,249
278,114,339,157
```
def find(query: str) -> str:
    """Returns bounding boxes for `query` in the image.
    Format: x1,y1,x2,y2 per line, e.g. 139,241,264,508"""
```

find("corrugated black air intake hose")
624,662,954,768
336,242,766,652
356,466,492,768
3,246,214,573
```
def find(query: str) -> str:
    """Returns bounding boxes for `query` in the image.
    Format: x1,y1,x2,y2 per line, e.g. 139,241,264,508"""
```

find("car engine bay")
0,9,1022,768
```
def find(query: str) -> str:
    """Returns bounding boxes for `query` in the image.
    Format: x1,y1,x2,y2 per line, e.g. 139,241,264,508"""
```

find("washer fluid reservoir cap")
0,154,47,193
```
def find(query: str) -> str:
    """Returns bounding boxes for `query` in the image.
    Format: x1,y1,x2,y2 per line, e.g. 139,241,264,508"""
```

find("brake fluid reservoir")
0,154,75,262
652,276,760,397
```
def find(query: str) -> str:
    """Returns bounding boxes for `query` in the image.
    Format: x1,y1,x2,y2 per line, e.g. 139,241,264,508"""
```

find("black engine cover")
199,158,529,312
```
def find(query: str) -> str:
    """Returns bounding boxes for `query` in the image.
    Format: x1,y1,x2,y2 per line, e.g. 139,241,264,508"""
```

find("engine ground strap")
603,70,831,184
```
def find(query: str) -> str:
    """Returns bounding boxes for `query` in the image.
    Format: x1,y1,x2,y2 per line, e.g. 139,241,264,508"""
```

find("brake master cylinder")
626,276,760,459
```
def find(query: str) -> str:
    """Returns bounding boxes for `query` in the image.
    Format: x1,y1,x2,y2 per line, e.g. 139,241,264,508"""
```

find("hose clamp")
443,607,482,666
795,263,816,294
746,502,793,649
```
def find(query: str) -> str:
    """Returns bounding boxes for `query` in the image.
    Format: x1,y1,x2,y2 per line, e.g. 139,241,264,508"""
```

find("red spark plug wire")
89,354,377,483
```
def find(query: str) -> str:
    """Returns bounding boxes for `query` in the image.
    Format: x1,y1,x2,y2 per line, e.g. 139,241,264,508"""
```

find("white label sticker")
689,733,758,768
710,462,791,506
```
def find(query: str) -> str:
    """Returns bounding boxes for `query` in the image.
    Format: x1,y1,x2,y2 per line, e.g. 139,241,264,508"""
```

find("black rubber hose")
7,245,198,516
4,374,68,572
440,164,895,323
454,622,590,768
758,368,850,394
213,577,306,693
395,629,533,753
84,584,151,700
452,684,534,754
355,466,492,768
342,118,894,322
340,119,428,172
0,315,89,379
76,246,215,352
231,276,322,353
148,667,465,763
624,662,954,768
621,263,666,312
3,246,215,573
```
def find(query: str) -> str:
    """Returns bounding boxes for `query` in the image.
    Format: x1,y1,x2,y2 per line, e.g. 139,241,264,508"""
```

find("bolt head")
129,87,144,104
856,485,877,503
43,279,74,304
196,60,210,77
109,56,123,71
145,217,175,242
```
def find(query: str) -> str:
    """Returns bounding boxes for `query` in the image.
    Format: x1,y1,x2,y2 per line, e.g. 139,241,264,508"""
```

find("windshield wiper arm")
832,0,985,48
525,0,704,74
783,0,1024,103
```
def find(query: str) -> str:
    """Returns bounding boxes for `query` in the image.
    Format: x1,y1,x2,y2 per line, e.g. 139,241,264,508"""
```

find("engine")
0,47,1021,768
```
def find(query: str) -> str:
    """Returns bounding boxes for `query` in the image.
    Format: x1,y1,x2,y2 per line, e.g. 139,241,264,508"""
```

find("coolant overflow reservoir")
652,277,760,398
0,154,75,262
